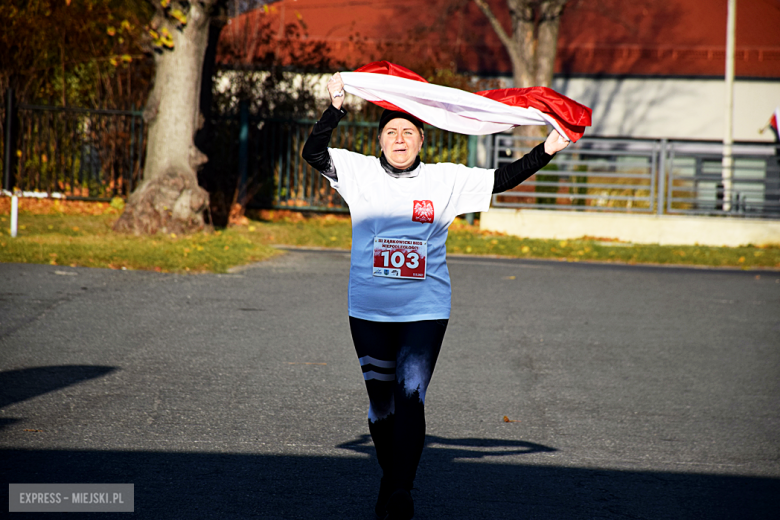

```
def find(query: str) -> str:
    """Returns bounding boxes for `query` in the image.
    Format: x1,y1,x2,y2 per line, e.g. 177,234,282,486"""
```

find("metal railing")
2,93,146,200
216,106,476,213
489,134,780,218
272,118,474,212
491,135,658,213
665,141,780,217
3,94,777,220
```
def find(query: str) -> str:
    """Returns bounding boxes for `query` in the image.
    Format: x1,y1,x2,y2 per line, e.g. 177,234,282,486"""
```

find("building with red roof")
218,0,780,141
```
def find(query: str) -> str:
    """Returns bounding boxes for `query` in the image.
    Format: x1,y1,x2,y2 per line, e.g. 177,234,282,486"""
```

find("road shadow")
0,366,117,410
339,432,557,459
2,441,778,519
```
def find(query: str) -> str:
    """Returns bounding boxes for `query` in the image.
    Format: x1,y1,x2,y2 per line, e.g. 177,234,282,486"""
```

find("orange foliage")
247,209,350,223
0,197,118,216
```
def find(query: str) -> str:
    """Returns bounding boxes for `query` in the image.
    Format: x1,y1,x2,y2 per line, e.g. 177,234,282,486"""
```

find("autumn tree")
373,0,568,136
0,0,153,108
113,0,224,234
115,0,301,234
472,0,569,90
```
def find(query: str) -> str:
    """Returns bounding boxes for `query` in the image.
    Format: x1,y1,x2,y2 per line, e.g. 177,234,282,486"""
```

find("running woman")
302,72,569,520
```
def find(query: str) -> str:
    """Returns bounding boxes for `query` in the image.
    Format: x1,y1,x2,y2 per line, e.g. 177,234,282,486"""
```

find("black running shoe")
375,477,393,519
384,489,414,520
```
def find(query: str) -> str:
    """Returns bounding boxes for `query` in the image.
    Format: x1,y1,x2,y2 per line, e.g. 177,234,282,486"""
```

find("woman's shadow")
337,433,556,461
338,433,560,518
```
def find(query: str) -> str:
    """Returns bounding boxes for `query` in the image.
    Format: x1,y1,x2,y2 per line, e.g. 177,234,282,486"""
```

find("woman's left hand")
544,129,570,155
328,72,345,110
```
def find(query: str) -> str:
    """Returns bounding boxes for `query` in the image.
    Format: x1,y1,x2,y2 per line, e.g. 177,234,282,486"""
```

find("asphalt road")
1,251,779,519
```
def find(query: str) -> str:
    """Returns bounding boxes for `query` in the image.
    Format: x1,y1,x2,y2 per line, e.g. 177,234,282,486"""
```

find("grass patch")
445,220,780,269
242,212,353,250
0,214,280,273
1,202,779,272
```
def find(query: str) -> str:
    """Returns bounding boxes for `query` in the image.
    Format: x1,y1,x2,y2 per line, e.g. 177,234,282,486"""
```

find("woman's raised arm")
492,129,570,194
301,74,347,177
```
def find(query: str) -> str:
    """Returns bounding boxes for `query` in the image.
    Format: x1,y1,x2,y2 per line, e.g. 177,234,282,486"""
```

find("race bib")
373,237,427,280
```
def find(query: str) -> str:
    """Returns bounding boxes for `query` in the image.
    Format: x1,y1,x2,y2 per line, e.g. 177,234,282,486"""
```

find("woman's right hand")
544,129,570,155
327,72,345,110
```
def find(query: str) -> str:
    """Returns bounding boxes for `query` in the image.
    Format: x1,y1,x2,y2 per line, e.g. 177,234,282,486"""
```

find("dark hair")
378,110,424,135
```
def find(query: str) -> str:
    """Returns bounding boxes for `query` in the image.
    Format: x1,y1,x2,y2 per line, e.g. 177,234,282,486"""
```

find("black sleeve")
302,104,347,177
492,143,555,194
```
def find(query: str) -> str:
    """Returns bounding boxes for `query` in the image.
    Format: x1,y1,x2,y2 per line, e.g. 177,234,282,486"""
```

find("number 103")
380,250,420,269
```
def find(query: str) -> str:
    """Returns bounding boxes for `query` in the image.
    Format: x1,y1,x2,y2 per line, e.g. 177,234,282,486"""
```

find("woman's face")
379,118,424,170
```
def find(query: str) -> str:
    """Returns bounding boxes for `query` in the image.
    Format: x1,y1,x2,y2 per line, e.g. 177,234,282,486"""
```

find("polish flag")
771,106,780,140
340,61,592,142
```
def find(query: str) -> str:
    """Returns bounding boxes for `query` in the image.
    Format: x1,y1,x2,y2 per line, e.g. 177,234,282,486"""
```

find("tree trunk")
477,0,569,141
536,0,567,88
473,1,569,151
511,2,542,142
115,1,216,235
508,0,536,89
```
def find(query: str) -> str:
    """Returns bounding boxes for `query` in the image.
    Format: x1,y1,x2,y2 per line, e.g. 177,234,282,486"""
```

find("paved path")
1,252,779,519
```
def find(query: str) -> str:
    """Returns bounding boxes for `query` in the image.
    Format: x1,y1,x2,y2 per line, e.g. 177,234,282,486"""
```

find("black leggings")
349,316,448,491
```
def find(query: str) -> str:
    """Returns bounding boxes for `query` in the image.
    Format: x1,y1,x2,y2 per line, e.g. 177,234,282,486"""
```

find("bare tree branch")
472,0,521,64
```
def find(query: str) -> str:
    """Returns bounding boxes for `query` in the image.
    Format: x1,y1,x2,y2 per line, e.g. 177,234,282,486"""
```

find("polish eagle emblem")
412,200,434,224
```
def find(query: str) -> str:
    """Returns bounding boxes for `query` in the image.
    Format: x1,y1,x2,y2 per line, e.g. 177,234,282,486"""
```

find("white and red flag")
340,61,592,142
770,106,780,140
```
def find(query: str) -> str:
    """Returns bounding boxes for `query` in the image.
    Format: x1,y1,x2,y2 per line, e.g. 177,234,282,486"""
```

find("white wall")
481,208,780,247
552,77,780,142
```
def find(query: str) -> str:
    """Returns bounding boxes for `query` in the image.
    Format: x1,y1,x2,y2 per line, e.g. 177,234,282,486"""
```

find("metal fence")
489,134,780,218
665,141,780,217
3,95,778,220
2,96,146,200
491,135,658,213
262,116,476,212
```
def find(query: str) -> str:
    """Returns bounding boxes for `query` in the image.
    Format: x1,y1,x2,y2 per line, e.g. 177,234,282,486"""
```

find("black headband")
378,110,424,134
